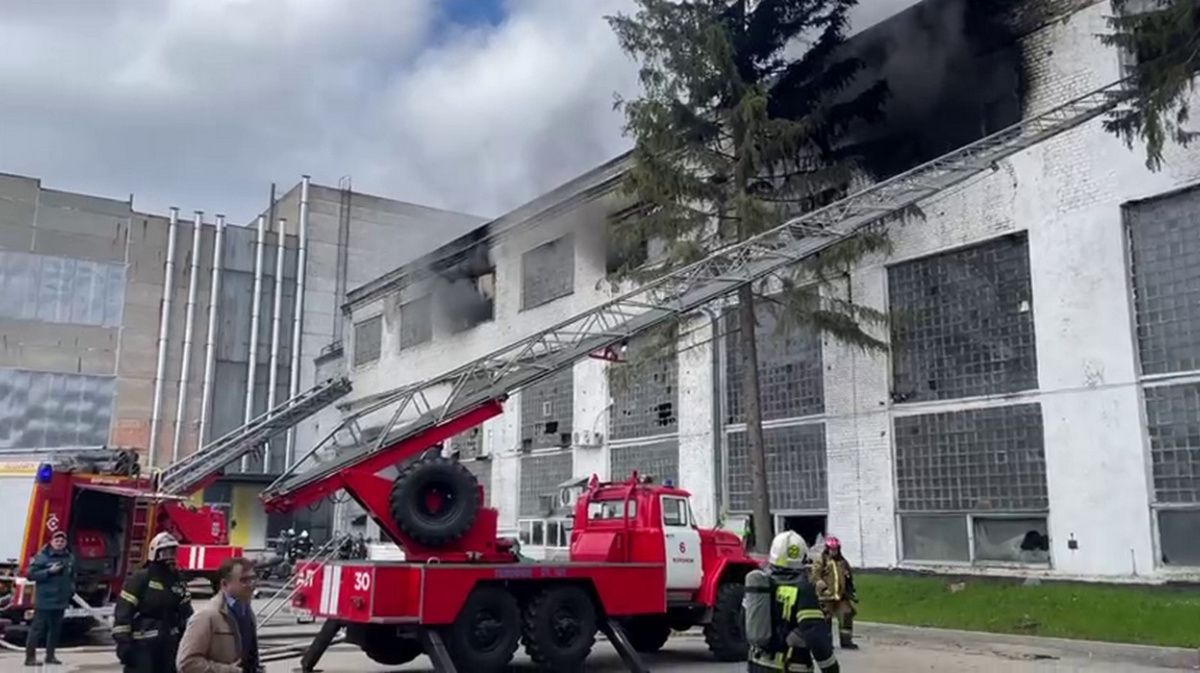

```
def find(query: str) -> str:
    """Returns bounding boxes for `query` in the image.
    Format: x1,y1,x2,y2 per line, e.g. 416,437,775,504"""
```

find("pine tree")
606,0,893,553
1100,0,1200,170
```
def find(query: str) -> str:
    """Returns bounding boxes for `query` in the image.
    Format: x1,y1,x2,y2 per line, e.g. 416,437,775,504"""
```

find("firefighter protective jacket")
813,554,855,604
113,562,194,641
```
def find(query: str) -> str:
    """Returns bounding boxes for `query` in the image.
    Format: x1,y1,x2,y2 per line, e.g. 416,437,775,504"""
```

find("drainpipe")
198,214,226,447
264,218,287,474
171,211,205,463
241,215,267,472
148,207,180,470
285,176,311,469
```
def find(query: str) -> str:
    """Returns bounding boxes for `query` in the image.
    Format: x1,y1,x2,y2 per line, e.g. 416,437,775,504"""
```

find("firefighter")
814,536,858,649
113,532,194,673
743,530,840,672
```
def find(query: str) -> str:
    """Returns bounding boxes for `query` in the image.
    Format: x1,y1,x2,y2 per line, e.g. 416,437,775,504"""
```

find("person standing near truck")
24,530,75,666
813,536,858,650
113,532,194,673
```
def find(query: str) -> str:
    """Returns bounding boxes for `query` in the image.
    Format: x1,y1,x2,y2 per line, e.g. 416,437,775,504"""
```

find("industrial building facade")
339,1,1200,579
0,173,483,549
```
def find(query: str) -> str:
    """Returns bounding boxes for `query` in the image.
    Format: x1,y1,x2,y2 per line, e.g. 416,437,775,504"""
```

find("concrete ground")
7,631,1193,672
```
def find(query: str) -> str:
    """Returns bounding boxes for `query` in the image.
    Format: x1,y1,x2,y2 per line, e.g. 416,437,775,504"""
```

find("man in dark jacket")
24,530,75,666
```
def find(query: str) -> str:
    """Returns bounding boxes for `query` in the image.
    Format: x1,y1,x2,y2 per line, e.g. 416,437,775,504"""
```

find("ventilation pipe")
198,214,226,447
241,214,267,472
148,207,180,470
171,211,205,463
264,217,287,474
285,176,311,468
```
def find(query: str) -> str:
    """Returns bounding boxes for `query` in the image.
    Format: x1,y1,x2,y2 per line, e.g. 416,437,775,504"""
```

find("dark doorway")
780,515,827,547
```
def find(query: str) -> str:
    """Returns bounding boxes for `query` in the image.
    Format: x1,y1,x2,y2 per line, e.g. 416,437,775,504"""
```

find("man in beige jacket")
177,557,262,673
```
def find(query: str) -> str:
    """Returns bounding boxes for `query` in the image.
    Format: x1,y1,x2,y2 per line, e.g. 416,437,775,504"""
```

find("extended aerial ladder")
157,376,352,496
261,80,1131,515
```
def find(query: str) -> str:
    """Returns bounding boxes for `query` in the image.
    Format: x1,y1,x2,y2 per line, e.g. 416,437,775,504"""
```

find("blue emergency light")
36,463,53,483
663,478,675,488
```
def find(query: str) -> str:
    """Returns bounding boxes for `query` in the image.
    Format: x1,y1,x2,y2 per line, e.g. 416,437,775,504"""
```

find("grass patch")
853,572,1200,648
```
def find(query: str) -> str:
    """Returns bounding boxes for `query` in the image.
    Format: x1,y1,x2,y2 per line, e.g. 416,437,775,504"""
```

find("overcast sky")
0,0,920,224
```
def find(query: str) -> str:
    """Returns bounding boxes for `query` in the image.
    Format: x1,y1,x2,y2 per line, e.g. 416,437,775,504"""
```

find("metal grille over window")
521,234,575,310
519,365,574,451
609,334,678,441
726,424,827,512
398,295,433,350
723,300,824,424
352,315,382,367
610,439,680,486
889,233,1038,403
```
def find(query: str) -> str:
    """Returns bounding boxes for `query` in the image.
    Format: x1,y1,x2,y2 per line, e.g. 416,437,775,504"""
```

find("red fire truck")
0,449,239,643
260,399,759,672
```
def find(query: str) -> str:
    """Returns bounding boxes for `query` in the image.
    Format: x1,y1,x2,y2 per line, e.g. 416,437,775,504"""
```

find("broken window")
889,233,1038,403
725,423,827,513
438,269,496,334
973,517,1050,564
521,234,575,310
606,203,668,275
352,315,382,367
519,365,574,451
398,295,432,350
608,334,678,441
723,297,824,425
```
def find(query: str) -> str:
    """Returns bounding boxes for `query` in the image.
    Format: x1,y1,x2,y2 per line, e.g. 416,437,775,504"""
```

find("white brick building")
337,0,1200,580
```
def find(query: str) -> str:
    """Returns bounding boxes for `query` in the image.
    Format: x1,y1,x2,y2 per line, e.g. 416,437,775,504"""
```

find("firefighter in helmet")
113,532,194,673
743,531,840,672
813,536,858,649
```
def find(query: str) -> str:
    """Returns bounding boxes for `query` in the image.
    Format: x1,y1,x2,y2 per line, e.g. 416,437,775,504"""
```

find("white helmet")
299,530,309,539
148,532,180,562
767,531,808,570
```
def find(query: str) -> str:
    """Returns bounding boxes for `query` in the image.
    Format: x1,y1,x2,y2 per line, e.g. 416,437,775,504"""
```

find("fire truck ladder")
157,377,352,496
263,79,1130,504
254,532,351,625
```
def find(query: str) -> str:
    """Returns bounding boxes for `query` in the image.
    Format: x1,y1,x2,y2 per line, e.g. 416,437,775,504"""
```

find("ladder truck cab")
0,449,240,644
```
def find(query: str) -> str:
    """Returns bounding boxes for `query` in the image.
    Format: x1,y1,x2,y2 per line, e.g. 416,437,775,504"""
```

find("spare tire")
390,456,482,546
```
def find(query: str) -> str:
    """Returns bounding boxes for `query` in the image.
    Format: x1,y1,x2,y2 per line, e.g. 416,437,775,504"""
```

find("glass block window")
725,423,827,512
449,427,484,459
724,299,824,424
462,458,492,506
889,233,1038,402
1143,382,1200,504
609,336,678,441
1125,185,1200,376
0,250,126,327
894,404,1048,512
520,367,574,451
518,451,574,517
610,439,679,487
521,234,575,310
399,295,433,350
0,368,116,450
352,316,382,367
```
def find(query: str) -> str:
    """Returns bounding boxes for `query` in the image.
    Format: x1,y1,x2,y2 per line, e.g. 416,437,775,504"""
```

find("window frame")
898,512,1052,568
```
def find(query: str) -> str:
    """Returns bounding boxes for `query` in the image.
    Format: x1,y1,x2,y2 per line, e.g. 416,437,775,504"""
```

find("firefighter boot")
836,602,857,649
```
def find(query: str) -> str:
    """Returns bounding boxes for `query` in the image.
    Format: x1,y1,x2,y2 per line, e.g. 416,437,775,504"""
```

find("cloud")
0,0,915,224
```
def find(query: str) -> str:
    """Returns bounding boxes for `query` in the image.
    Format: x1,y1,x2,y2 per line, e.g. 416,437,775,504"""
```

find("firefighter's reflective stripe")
111,625,131,635
829,560,843,600
815,653,838,669
119,591,139,606
132,629,159,640
148,580,164,590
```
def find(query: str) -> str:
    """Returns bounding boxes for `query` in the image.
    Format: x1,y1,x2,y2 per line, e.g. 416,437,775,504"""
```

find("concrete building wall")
340,2,1200,579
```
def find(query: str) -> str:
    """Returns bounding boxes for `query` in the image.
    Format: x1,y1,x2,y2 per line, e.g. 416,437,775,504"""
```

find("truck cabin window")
662,498,688,527
588,500,636,520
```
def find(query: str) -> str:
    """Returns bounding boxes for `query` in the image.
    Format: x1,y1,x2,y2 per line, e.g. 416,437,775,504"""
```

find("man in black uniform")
744,531,840,672
113,532,194,673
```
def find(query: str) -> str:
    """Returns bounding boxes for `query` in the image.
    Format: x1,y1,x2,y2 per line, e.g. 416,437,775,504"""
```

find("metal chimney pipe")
241,214,267,472
172,211,205,463
264,217,287,474
285,176,311,468
148,207,180,469
198,214,226,447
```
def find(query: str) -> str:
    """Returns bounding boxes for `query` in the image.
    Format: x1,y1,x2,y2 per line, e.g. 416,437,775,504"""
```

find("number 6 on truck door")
661,496,703,590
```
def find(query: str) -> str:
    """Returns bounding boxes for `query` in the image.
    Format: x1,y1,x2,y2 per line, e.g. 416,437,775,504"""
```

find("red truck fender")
698,555,760,607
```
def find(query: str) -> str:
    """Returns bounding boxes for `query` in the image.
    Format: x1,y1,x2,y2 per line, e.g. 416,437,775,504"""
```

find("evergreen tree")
606,0,893,552
1100,0,1200,170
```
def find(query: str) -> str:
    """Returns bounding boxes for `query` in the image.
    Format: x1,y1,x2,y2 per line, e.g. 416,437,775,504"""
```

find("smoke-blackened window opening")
352,315,382,367
439,268,496,335
398,295,433,350
606,202,670,275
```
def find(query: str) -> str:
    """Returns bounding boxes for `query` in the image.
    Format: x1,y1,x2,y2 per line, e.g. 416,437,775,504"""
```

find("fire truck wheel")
521,584,598,669
704,582,748,661
624,615,671,653
355,625,423,665
444,585,522,671
390,456,482,546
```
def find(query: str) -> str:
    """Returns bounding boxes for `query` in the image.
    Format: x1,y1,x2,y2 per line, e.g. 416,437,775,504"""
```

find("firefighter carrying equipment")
814,537,858,649
148,531,181,561
744,531,840,672
113,553,194,673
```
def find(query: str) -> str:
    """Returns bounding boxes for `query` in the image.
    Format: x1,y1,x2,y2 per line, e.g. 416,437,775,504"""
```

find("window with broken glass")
606,333,681,486
719,296,828,517
895,404,1051,566
519,365,574,451
517,450,576,553
1126,184,1200,567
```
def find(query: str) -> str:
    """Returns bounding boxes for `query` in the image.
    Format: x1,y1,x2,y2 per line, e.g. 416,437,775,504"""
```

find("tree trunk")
737,284,773,554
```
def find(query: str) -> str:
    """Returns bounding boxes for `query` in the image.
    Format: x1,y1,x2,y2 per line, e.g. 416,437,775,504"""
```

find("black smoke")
427,225,496,334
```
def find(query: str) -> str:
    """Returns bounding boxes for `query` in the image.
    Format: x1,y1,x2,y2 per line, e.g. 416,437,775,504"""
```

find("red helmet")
825,536,841,550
